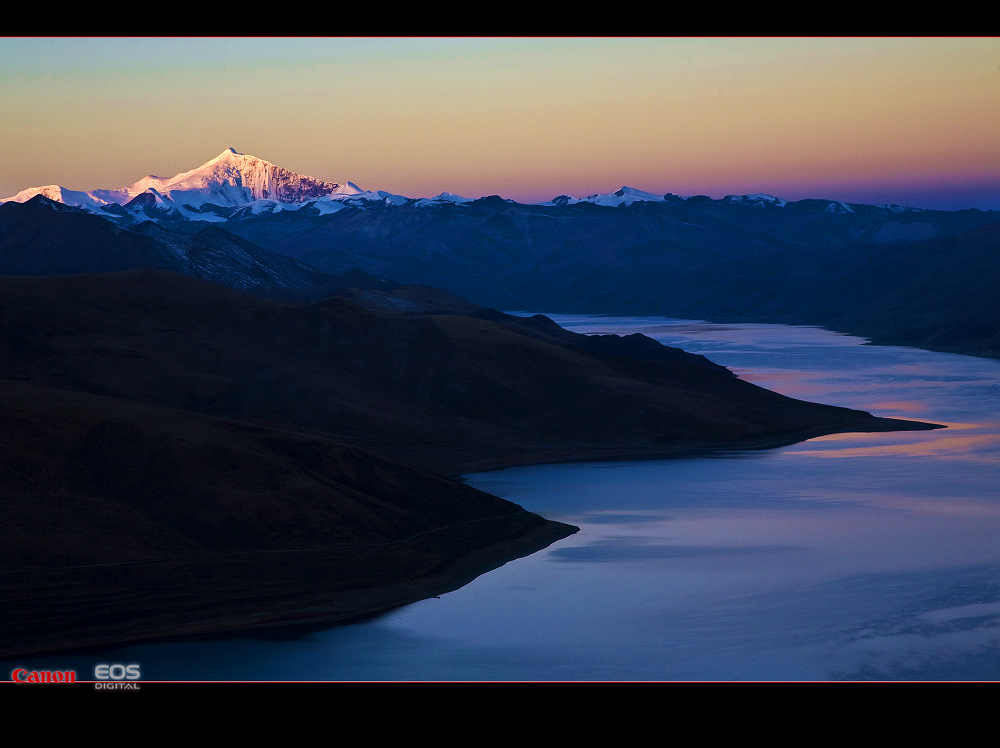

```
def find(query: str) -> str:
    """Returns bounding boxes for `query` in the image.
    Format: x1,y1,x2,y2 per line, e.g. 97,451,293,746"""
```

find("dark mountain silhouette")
0,269,933,476
725,222,1000,357
9,189,996,357
218,197,998,357
0,195,336,296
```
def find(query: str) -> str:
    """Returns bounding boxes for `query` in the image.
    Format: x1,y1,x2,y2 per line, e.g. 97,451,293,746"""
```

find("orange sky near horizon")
2,38,998,210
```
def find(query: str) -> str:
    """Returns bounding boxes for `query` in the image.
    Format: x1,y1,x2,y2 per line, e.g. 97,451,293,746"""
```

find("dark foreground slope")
0,380,569,657
0,270,937,656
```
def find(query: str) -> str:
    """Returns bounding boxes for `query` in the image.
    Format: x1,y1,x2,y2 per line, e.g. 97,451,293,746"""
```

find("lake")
9,315,1000,680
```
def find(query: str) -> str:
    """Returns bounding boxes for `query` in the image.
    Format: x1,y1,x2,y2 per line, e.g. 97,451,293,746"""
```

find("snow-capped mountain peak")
121,148,353,208
586,186,668,207
536,185,671,208
1,149,360,217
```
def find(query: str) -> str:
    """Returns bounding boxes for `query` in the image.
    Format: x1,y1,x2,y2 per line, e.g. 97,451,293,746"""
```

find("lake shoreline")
448,415,943,476
1,512,577,660
2,411,937,660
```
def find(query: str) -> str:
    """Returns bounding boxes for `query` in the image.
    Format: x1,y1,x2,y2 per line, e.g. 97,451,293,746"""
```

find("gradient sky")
2,38,999,210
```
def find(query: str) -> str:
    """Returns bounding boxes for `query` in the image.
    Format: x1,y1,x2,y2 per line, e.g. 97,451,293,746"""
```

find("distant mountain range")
5,148,998,358
4,147,956,223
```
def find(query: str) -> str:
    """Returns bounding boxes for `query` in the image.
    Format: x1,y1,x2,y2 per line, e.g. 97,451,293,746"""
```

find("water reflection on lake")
16,317,1000,680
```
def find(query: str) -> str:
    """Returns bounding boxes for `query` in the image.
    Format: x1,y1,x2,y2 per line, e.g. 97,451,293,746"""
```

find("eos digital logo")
94,663,141,690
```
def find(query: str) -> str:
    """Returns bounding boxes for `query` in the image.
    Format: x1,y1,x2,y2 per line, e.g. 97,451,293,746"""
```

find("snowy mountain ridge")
1,148,391,221
3,148,937,221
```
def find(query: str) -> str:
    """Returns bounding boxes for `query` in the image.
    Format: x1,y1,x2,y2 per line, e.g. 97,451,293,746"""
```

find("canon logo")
11,668,76,683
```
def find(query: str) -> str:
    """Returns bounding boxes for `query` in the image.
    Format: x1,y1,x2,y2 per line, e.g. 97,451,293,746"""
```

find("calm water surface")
13,317,1000,680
